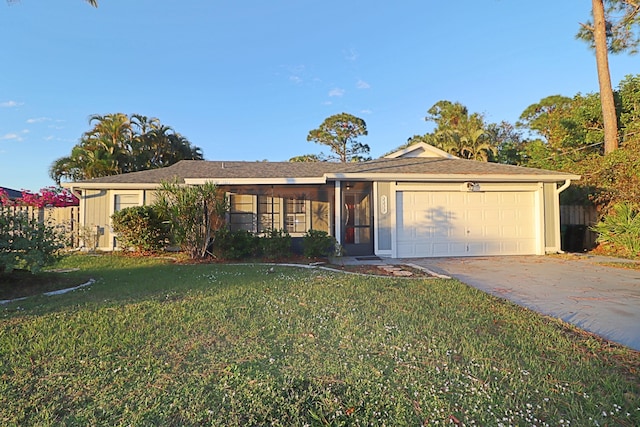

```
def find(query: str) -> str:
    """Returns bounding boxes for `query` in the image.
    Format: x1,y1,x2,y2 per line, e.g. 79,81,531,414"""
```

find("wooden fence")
560,205,599,252
0,205,80,248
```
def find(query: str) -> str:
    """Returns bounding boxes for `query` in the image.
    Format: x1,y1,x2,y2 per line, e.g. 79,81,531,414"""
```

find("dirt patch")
323,263,432,277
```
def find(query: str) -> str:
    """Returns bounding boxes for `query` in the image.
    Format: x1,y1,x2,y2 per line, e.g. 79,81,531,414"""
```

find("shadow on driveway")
405,255,640,352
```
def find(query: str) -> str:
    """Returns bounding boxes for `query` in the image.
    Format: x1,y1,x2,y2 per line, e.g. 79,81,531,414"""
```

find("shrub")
259,229,292,260
154,181,227,259
111,206,169,253
591,202,640,257
212,228,260,260
0,208,63,274
302,229,336,258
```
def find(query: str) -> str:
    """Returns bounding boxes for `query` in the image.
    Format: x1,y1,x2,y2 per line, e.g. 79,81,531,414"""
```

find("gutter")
67,185,82,200
555,178,573,195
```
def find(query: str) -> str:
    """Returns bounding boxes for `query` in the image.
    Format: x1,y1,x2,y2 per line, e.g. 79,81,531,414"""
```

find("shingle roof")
0,186,23,199
341,157,572,176
70,157,578,187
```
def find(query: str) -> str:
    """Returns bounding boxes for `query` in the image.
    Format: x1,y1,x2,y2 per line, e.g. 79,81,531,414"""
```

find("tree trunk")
592,0,619,153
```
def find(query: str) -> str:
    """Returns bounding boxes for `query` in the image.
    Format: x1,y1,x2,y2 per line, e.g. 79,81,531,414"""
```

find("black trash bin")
572,225,586,252
563,224,586,252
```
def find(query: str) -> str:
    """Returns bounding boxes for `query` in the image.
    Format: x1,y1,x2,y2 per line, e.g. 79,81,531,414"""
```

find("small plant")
111,206,169,253
302,229,336,258
259,228,292,260
591,202,640,257
0,209,63,273
78,224,100,251
212,228,260,260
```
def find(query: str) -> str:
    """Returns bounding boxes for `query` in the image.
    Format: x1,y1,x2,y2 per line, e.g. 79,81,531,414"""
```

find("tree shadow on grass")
0,256,314,317
0,270,92,301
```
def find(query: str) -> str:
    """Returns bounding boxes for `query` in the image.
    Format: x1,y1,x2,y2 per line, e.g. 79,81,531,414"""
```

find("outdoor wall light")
465,182,481,192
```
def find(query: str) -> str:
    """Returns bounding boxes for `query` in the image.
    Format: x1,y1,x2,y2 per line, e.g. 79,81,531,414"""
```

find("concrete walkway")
402,255,640,351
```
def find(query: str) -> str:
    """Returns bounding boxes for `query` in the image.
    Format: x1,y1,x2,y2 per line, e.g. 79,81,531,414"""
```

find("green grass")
1,254,638,426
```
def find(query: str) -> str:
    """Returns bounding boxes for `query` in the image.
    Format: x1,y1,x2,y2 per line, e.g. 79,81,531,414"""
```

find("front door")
342,183,373,256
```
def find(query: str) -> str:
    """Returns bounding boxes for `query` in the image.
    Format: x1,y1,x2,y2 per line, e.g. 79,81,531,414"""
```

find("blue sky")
1,0,637,192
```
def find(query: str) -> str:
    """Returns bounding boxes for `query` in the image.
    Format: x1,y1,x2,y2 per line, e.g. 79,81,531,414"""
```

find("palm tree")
426,101,497,161
50,113,204,184
84,113,133,171
436,128,496,161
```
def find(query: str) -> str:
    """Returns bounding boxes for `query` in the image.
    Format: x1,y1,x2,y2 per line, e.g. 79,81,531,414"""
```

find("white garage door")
396,191,538,257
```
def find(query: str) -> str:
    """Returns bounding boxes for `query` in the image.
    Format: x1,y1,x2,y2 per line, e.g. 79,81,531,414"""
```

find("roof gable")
384,142,458,159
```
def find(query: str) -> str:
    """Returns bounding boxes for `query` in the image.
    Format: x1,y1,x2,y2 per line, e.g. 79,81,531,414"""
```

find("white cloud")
26,117,51,124
1,100,23,108
360,109,373,114
284,64,306,84
356,79,370,89
343,48,359,61
329,88,345,97
0,133,24,142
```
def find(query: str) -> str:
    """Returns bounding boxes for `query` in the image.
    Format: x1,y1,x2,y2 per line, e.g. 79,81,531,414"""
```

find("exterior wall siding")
82,189,109,249
542,183,557,251
375,182,392,252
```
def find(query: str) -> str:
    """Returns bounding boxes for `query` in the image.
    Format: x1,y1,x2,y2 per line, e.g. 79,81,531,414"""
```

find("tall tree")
425,100,497,161
306,113,370,162
577,0,640,153
517,95,576,149
50,113,203,184
618,74,640,139
486,121,528,165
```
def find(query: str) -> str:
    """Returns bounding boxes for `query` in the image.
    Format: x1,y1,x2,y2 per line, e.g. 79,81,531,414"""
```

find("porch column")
334,181,342,246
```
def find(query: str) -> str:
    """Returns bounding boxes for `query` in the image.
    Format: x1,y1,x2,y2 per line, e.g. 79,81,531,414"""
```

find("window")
285,198,306,233
228,194,255,231
114,194,139,212
227,194,310,234
258,196,280,232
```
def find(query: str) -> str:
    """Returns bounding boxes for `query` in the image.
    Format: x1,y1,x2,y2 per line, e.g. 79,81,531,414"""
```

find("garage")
396,189,539,257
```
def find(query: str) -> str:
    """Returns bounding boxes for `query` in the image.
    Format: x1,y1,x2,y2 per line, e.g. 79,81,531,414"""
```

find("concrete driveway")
404,255,640,352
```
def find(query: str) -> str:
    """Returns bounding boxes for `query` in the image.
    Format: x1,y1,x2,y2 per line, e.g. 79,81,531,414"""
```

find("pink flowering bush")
0,187,78,208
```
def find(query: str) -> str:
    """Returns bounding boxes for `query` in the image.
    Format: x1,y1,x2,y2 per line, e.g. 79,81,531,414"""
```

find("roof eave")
184,177,328,185
324,173,581,182
61,182,164,190
61,172,582,189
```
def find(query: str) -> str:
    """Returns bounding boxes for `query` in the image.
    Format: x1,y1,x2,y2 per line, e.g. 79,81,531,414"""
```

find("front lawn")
1,254,638,426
